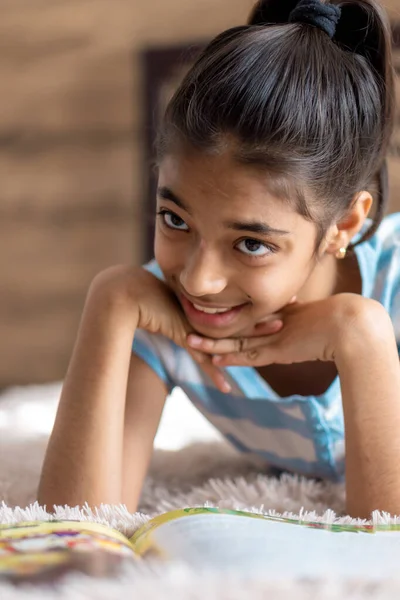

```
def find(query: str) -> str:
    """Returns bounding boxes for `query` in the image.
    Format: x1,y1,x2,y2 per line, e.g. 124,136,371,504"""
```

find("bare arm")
336,301,400,518
185,294,400,518
121,354,168,512
38,268,144,508
38,263,227,511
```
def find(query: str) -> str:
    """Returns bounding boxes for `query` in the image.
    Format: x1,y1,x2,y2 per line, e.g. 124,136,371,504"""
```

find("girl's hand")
187,294,374,368
94,266,233,392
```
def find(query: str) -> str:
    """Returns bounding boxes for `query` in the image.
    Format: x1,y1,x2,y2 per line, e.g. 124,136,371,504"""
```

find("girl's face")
155,150,325,339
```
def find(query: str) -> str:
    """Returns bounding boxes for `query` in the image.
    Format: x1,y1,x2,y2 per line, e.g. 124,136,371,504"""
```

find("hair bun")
289,0,341,39
248,0,340,36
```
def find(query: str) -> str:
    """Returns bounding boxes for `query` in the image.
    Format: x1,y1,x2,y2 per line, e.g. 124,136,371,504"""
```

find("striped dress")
133,213,400,481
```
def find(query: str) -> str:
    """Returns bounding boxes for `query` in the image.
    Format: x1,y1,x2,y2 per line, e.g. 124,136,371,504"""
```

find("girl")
38,0,400,519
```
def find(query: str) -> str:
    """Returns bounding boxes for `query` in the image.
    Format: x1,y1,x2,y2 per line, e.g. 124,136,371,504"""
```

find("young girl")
38,0,400,519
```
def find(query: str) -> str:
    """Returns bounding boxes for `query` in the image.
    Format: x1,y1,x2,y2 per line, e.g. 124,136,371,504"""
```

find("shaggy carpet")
1,383,400,598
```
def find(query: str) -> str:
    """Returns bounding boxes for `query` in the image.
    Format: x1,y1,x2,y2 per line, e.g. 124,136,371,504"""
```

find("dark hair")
158,0,395,248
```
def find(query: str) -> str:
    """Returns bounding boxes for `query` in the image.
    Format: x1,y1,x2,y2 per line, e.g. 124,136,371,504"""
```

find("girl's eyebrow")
157,186,192,215
224,220,290,236
157,186,290,236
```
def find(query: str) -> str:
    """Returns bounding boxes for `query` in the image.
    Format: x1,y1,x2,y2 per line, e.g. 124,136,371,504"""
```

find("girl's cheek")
154,240,177,272
248,284,292,315
155,230,190,271
245,281,277,306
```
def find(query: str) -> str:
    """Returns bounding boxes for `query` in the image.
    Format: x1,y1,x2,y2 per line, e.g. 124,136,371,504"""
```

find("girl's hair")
157,0,395,248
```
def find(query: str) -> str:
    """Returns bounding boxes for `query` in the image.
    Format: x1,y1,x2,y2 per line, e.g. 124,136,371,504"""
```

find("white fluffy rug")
1,384,400,598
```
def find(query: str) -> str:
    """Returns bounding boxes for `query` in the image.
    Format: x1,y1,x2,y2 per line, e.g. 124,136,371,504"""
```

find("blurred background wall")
0,0,399,388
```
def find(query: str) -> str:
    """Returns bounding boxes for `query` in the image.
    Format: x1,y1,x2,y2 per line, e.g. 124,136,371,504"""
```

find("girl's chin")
189,320,255,339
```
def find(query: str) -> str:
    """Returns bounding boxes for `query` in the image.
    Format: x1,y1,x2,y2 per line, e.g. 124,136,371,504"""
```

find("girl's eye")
236,238,275,258
157,210,189,231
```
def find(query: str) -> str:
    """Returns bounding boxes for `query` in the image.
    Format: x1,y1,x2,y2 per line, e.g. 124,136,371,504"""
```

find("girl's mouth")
180,295,248,328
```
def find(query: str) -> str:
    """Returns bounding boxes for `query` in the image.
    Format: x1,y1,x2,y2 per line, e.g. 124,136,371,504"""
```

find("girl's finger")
252,319,284,336
187,320,282,352
187,330,280,355
202,363,232,393
188,349,231,393
189,348,207,363
213,352,268,368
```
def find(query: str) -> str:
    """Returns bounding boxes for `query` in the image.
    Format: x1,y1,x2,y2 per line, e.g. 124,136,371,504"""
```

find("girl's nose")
179,247,228,298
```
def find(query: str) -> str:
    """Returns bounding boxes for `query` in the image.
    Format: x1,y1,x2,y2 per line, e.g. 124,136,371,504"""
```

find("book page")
139,512,400,579
0,521,135,583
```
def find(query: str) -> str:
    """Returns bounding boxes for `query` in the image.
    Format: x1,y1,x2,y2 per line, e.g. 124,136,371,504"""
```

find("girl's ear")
323,191,373,255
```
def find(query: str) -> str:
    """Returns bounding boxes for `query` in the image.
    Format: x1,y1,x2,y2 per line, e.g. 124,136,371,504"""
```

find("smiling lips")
179,294,249,328
191,303,234,314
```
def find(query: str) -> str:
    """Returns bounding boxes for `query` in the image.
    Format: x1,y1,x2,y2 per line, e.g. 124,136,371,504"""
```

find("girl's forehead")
161,149,255,176
158,152,303,223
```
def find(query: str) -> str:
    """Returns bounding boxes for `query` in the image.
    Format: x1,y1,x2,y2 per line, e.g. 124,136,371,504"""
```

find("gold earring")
335,247,347,260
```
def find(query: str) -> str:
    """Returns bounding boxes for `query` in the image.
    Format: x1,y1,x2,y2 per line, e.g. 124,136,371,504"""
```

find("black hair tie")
288,0,341,39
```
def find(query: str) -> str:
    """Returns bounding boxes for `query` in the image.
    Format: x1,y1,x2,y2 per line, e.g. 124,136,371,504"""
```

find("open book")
2,507,400,583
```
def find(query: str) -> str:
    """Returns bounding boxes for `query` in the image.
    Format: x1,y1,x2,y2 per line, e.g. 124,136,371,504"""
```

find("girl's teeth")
192,303,232,314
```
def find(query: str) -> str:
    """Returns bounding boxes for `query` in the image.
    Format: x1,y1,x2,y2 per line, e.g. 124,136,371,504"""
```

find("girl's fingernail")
213,355,223,364
188,335,203,347
217,374,231,393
